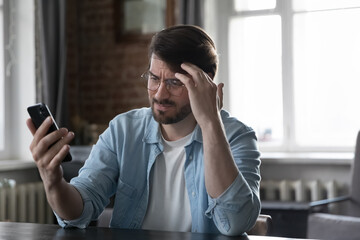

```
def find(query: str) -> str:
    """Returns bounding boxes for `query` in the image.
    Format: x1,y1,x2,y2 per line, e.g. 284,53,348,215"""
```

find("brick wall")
66,0,153,144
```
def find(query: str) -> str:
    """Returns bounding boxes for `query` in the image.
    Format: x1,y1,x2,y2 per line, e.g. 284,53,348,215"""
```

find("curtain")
35,0,67,127
179,0,204,27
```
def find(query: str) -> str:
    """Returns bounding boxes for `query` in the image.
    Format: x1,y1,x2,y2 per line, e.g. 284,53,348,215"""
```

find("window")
292,2,360,149
212,0,360,153
0,0,35,160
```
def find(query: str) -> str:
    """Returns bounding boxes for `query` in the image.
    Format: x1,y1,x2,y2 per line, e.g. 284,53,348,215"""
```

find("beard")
150,98,192,124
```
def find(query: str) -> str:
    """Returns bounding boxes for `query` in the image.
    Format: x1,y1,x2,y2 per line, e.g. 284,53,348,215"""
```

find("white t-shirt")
142,133,192,232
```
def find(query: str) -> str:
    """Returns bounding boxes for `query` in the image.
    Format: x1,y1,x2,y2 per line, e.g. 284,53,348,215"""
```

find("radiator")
260,179,339,202
0,180,54,223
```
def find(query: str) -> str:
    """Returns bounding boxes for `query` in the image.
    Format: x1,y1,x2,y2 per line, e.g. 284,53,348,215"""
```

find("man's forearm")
202,117,239,198
45,178,84,221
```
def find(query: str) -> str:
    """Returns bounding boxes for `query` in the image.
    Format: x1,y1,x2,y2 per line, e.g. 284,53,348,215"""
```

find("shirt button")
192,191,196,197
189,156,193,160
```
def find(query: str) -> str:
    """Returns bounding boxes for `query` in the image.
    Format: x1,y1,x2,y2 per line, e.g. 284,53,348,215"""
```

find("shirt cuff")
205,173,259,235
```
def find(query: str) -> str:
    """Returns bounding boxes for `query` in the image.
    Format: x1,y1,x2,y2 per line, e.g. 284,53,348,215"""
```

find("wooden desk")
0,222,310,240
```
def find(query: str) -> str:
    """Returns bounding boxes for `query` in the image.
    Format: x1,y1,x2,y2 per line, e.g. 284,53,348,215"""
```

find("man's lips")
152,99,175,112
154,102,174,111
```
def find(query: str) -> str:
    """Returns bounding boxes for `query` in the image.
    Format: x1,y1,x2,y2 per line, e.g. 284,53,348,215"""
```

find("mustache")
152,98,176,106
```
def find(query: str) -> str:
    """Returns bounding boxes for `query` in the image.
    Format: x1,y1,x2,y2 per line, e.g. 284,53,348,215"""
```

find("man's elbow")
217,204,260,236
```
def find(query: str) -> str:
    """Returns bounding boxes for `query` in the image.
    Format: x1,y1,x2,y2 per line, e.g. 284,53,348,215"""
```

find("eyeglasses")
141,71,185,97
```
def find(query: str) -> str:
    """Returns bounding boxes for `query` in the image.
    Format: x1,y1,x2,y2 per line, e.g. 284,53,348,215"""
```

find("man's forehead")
150,56,168,67
150,55,173,72
149,54,186,74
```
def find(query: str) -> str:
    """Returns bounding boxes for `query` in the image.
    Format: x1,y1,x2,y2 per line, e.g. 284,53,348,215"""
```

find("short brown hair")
149,25,218,76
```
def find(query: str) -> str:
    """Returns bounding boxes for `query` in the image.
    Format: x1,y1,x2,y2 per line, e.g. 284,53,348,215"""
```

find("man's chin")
152,106,192,125
153,111,177,124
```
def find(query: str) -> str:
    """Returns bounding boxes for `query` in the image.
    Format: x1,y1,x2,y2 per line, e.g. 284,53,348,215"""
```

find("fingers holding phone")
26,103,74,184
27,103,73,162
26,118,37,135
30,120,73,166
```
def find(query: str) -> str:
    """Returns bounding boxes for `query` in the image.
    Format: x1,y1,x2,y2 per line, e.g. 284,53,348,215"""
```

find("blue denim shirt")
57,108,261,236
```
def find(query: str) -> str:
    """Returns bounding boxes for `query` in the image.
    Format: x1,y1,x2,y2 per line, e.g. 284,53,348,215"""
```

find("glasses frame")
141,71,185,97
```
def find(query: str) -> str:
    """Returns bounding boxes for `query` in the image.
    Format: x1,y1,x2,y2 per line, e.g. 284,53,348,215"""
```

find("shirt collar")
142,114,203,145
143,115,162,144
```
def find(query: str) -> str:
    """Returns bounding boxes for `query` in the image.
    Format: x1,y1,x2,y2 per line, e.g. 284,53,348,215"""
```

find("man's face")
148,55,192,124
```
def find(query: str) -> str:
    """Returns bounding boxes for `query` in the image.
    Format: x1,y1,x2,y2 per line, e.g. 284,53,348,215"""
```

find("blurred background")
1,0,360,238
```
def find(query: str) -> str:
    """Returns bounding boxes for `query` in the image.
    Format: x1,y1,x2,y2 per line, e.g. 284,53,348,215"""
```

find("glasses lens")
148,80,159,91
166,80,184,96
142,72,153,90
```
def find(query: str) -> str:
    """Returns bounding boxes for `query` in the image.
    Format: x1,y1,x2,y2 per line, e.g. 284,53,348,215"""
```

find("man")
27,25,261,236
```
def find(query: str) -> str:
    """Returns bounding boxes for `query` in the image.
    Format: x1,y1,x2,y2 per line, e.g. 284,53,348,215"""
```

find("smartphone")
27,103,72,162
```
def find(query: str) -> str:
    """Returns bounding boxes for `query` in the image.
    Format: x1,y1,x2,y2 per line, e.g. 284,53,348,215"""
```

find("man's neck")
160,114,197,141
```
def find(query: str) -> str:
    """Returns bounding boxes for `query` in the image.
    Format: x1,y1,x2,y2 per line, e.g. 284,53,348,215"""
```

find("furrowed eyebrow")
148,71,160,79
148,71,179,81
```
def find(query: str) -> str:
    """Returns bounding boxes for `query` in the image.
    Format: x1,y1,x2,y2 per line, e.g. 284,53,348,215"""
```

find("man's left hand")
175,62,224,128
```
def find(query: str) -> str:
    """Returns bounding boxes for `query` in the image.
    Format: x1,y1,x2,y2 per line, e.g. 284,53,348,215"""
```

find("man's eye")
150,76,159,81
167,79,183,86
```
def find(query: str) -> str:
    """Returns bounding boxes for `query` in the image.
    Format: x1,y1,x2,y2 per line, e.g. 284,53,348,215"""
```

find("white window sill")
261,152,353,165
0,160,36,172
0,152,353,171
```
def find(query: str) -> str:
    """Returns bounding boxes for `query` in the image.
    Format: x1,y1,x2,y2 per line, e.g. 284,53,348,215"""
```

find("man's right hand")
26,117,84,221
26,117,74,189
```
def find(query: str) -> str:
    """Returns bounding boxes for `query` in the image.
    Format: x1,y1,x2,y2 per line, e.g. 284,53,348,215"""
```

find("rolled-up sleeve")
205,173,260,236
204,114,261,236
56,121,121,228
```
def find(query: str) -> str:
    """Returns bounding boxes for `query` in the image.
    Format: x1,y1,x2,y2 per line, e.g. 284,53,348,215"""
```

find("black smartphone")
27,103,72,162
